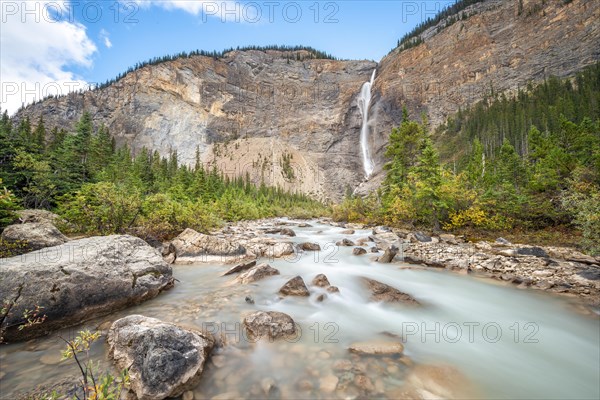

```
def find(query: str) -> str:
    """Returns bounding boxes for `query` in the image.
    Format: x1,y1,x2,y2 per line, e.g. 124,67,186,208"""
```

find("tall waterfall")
358,69,376,178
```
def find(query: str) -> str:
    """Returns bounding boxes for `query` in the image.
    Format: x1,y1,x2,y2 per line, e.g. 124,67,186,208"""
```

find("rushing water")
1,220,599,399
358,70,376,178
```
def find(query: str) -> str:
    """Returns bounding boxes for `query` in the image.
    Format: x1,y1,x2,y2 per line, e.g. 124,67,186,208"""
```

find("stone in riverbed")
413,232,432,243
222,260,257,276
279,276,310,296
362,277,419,305
311,273,331,287
0,235,174,342
319,375,339,393
280,228,296,237
336,238,356,246
516,246,549,258
389,364,479,399
300,242,321,251
108,315,214,400
267,242,295,258
170,228,246,263
1,222,68,251
353,247,367,256
237,263,280,284
242,311,296,341
377,245,398,263
341,229,355,235
348,341,404,355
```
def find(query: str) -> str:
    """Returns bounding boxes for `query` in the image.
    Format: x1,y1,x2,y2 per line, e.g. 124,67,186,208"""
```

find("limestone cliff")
16,50,375,201
367,0,599,177
15,0,600,200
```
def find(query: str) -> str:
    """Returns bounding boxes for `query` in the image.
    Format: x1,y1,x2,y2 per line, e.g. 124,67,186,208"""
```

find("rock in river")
0,235,174,341
279,276,310,296
170,228,246,263
237,263,280,284
349,341,404,355
243,311,297,341
108,315,214,400
362,277,419,305
300,242,321,251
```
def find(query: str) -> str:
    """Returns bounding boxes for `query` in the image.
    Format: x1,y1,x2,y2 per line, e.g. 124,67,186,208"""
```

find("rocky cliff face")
18,50,376,201
367,0,599,179
15,0,600,199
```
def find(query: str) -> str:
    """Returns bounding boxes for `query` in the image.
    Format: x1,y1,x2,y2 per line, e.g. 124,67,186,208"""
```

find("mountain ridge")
13,0,600,200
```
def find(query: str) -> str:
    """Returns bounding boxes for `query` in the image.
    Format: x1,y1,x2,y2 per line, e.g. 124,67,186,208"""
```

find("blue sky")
1,0,455,114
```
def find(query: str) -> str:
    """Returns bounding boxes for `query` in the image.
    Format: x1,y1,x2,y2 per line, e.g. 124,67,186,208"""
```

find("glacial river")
1,220,599,399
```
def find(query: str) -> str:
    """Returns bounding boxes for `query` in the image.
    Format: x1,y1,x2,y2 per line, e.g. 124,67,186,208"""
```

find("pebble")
183,391,194,400
332,359,353,371
40,352,62,365
211,392,240,400
319,375,339,393
386,364,400,374
354,375,375,392
296,379,314,391
211,355,226,368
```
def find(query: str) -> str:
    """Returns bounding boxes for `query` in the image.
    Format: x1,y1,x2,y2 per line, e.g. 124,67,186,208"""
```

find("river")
1,219,599,399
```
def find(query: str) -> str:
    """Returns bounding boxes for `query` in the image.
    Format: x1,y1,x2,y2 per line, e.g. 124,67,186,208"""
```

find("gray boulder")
108,315,214,400
16,209,61,225
170,228,246,263
1,222,68,251
413,232,432,243
516,246,549,258
0,235,174,341
243,311,296,341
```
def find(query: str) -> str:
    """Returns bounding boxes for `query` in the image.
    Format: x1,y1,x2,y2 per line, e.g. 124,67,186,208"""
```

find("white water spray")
358,69,376,178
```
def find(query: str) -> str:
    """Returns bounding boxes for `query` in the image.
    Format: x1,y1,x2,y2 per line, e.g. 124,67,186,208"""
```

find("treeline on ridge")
0,111,326,241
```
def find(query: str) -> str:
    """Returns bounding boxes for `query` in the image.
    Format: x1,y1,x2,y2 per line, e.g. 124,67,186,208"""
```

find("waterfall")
358,69,376,178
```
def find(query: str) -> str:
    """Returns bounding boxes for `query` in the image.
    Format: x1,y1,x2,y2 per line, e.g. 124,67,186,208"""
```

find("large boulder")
1,222,68,251
170,228,246,263
243,311,297,341
237,263,280,284
362,277,419,305
16,209,61,225
377,245,399,263
0,235,174,341
279,276,310,296
108,315,214,400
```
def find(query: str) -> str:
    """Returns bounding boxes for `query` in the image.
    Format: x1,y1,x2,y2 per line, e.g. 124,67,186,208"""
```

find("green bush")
0,179,19,229
57,182,142,235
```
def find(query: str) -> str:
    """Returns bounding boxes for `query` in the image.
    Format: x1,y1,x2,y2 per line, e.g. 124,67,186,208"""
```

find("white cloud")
0,1,97,115
100,29,112,49
125,0,249,22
